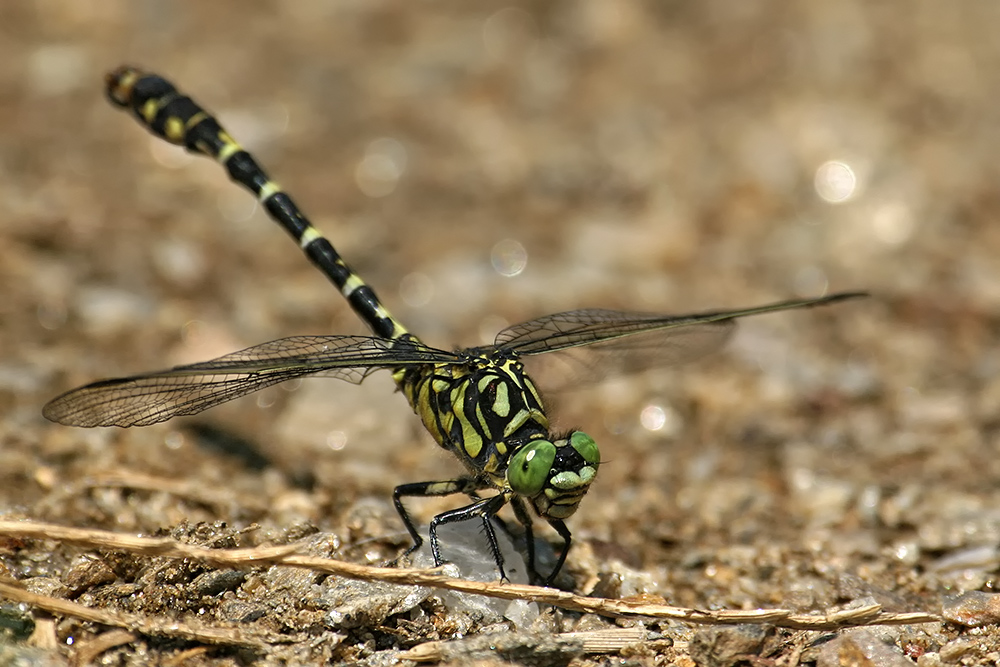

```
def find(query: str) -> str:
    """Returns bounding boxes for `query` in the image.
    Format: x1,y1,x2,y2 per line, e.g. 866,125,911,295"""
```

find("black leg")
509,497,541,584
390,477,483,564
428,494,510,580
545,519,572,586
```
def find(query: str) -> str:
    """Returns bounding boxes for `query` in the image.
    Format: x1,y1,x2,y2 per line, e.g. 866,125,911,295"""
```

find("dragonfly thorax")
397,348,555,478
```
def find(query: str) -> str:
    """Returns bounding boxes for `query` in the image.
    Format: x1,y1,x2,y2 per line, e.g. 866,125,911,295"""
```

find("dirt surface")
2,2,999,665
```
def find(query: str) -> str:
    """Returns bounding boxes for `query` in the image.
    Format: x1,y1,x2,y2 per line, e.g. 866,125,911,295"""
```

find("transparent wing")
515,314,736,392
498,292,867,390
43,335,459,428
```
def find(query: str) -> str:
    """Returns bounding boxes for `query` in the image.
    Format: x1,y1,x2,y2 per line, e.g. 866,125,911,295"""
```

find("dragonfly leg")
390,477,484,564
544,519,572,586
428,494,510,580
509,496,541,585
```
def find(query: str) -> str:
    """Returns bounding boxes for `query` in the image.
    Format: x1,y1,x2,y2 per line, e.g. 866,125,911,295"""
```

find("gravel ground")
2,2,1000,665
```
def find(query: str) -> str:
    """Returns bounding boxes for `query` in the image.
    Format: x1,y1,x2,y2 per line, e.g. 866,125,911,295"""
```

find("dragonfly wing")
518,317,735,392
497,307,739,356
43,335,458,428
500,292,867,391
497,293,866,355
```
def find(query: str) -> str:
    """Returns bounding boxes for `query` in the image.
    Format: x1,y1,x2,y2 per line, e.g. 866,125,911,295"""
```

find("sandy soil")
2,2,999,665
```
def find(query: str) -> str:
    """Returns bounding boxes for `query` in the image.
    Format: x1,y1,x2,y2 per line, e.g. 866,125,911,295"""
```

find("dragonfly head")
506,431,601,520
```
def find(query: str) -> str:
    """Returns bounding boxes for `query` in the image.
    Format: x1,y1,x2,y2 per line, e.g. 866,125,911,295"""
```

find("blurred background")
2,0,999,645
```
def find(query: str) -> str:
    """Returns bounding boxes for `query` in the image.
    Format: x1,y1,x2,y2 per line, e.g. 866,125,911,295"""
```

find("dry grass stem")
0,520,940,632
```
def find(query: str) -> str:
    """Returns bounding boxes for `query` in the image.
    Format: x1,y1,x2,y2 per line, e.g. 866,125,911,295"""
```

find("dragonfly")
44,66,867,585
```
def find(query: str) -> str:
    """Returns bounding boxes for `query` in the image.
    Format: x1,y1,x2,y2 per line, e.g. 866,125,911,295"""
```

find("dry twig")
0,577,269,649
0,519,941,631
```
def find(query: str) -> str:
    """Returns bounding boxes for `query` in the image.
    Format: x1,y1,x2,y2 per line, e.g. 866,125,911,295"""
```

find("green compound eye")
508,440,557,496
570,431,600,465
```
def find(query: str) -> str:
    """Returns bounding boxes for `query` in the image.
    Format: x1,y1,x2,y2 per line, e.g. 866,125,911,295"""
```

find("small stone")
192,569,247,597
916,652,943,667
0,604,35,640
816,629,915,667
219,599,268,623
937,639,977,662
689,625,768,667
64,558,116,594
941,591,1000,627
20,577,70,599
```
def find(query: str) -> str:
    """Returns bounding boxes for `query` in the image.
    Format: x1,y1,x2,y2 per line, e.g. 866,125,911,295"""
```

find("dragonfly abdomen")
105,66,409,343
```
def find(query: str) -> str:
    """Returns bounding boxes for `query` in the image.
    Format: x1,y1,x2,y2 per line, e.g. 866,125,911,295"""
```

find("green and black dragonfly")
44,66,866,585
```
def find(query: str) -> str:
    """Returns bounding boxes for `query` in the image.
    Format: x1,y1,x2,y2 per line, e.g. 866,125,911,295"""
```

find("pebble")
191,569,247,597
63,558,116,594
816,628,915,667
689,625,768,667
941,590,1000,627
219,599,268,623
